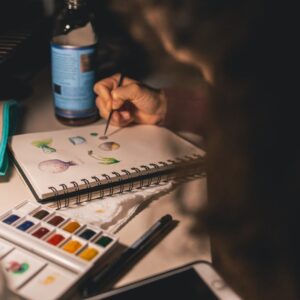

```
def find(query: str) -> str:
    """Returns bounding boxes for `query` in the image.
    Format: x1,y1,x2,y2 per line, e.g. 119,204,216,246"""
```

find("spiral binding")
49,187,60,209
47,153,204,209
140,165,151,186
81,179,92,202
91,176,104,199
102,174,113,196
71,181,80,205
59,184,69,208
112,171,123,193
149,163,161,185
131,167,143,189
122,169,133,191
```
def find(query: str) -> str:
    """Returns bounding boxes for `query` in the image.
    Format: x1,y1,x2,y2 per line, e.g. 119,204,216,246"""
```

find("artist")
94,1,299,299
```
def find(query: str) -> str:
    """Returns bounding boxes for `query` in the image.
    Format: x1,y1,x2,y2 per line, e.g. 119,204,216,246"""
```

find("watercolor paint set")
0,201,118,300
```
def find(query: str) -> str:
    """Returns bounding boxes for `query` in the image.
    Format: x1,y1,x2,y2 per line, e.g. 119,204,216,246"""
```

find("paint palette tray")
0,201,118,300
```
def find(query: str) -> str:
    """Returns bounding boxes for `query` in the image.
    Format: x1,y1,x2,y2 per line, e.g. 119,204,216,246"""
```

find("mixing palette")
0,201,118,300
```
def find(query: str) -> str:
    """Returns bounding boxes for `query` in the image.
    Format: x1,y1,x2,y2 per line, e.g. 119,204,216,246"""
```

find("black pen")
83,214,173,298
103,73,125,137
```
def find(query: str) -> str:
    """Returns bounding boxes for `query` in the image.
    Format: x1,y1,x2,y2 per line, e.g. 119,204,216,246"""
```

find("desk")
0,68,210,292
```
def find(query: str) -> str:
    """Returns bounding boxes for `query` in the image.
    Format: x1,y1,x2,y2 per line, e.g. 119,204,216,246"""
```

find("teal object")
0,100,19,176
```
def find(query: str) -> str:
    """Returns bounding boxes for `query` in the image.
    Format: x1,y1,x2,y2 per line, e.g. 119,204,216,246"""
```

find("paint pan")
95,235,114,248
61,237,85,254
78,246,100,261
1,209,25,225
62,220,82,233
77,226,101,241
46,230,70,247
32,209,51,220
17,220,35,231
14,217,37,232
2,214,21,225
47,214,67,226
31,224,53,240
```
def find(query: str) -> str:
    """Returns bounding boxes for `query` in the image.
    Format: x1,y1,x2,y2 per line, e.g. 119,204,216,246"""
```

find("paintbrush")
103,73,125,137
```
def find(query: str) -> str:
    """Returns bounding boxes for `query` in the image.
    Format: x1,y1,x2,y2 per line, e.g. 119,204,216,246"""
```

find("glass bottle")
51,0,99,126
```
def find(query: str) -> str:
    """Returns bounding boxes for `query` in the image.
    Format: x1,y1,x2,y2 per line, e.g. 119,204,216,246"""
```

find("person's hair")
132,1,300,299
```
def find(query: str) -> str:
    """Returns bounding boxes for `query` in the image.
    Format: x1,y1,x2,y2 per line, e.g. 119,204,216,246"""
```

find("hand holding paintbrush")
94,73,167,130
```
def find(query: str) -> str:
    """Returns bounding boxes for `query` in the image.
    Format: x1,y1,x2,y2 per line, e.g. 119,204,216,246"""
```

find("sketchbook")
8,124,205,208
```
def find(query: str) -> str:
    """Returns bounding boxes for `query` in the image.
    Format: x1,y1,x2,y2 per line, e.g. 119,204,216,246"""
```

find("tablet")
85,261,241,300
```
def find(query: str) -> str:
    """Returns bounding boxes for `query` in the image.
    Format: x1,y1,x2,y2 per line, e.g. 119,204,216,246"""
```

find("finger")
94,75,139,114
133,110,165,125
96,95,111,113
94,75,120,94
94,73,137,94
95,82,113,102
96,82,122,118
110,111,127,127
119,110,133,123
96,96,110,120
111,97,125,110
111,83,161,114
96,95,110,117
110,110,134,127
111,111,121,125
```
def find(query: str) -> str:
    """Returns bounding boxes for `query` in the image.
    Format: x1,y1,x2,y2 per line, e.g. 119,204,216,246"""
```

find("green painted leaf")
99,157,120,165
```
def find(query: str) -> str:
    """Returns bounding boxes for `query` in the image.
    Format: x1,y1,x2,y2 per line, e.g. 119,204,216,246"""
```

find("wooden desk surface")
0,68,210,291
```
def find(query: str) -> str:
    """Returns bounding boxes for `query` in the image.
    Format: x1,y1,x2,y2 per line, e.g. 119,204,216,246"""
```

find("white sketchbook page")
9,124,204,199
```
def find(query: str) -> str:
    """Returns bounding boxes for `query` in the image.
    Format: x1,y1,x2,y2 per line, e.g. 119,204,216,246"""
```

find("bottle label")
51,43,97,119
